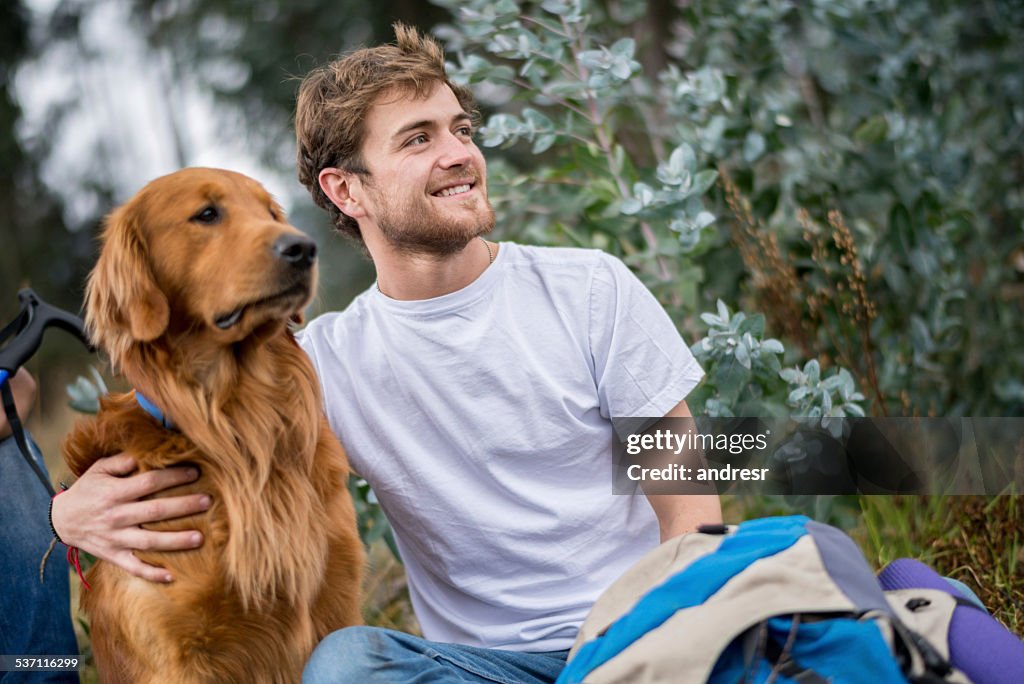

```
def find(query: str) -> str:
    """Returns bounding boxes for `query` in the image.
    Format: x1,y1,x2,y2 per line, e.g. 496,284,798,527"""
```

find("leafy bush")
433,0,1023,421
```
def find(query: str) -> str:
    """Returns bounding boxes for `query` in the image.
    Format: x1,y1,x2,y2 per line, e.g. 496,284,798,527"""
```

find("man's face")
356,82,495,256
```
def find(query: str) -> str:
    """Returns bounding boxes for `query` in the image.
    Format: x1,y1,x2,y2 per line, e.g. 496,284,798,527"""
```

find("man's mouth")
432,182,474,198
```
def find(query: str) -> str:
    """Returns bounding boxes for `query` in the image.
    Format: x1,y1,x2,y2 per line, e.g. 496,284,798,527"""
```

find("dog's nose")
273,234,318,268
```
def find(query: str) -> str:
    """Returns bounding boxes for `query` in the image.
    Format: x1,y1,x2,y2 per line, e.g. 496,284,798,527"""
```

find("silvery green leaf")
908,248,938,278
493,0,520,20
780,368,802,384
657,143,697,186
678,230,701,252
743,131,766,162
690,170,719,197
804,359,821,383
610,37,636,59
632,182,655,207
761,339,785,355
821,374,844,391
490,65,516,82
692,211,716,230
700,312,724,328
620,198,642,215
844,403,866,418
541,0,569,14
578,49,609,71
587,72,612,89
88,366,108,394
735,341,751,369
532,133,557,154
788,386,810,404
910,315,932,352
716,299,730,321
522,108,554,132
609,55,638,81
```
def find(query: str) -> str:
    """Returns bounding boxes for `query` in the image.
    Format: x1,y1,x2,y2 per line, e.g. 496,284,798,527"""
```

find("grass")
858,494,1023,635
725,493,1023,636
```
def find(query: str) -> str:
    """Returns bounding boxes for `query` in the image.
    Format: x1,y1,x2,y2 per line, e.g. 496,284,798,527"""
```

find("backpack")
556,515,976,684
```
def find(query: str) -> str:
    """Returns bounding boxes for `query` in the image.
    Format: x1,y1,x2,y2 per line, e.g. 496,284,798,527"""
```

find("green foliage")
348,475,400,558
65,367,108,414
434,0,1024,421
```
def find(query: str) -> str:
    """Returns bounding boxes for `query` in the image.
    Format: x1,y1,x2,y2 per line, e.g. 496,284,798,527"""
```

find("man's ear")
319,168,367,220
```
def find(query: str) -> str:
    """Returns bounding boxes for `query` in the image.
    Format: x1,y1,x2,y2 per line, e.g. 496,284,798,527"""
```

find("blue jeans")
0,434,79,683
303,627,569,683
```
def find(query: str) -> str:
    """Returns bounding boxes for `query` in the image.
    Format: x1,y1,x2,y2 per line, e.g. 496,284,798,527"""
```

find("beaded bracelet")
48,482,69,543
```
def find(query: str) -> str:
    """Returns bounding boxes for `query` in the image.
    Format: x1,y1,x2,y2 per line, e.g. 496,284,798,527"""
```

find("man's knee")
302,626,397,683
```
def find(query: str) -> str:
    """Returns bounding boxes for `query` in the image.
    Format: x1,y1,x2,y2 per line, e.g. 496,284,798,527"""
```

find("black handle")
0,288,93,375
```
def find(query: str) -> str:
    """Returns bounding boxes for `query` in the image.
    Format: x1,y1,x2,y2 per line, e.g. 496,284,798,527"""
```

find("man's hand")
51,454,211,583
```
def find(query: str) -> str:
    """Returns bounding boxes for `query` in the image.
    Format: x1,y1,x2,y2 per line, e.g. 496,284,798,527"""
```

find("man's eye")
191,205,220,224
456,126,474,137
407,134,428,147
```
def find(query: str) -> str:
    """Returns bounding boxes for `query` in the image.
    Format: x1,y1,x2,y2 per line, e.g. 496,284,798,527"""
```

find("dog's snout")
273,234,318,268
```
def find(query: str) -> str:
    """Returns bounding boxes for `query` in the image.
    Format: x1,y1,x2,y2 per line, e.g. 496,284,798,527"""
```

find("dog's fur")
63,168,364,683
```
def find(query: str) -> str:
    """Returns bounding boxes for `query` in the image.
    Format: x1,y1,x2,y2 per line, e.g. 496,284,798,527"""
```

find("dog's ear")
86,200,170,354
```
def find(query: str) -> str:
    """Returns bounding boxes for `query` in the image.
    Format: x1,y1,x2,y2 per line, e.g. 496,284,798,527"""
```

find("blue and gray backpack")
556,515,989,684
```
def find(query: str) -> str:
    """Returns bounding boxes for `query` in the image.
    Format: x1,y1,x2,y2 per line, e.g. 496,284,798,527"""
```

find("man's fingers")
125,527,205,553
118,493,212,527
123,465,201,500
91,452,138,477
114,551,174,584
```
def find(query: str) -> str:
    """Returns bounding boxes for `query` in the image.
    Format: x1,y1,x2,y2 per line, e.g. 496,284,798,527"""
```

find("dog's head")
87,168,318,365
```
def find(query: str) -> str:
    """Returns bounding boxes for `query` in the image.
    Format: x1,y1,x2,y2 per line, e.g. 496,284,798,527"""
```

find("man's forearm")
647,493,722,542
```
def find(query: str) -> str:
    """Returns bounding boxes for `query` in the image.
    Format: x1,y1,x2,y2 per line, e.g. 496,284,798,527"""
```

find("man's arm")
643,398,723,542
52,456,211,583
0,368,37,439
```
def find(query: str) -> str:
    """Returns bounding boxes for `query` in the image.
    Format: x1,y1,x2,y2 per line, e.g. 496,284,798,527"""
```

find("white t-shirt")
298,242,704,652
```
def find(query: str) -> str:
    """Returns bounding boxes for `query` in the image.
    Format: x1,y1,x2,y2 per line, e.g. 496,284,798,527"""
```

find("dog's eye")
191,205,221,225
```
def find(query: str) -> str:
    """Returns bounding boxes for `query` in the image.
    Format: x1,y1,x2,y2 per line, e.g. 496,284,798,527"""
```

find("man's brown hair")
295,23,479,243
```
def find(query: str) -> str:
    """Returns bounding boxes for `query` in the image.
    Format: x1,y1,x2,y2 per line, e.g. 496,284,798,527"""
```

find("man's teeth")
436,184,471,197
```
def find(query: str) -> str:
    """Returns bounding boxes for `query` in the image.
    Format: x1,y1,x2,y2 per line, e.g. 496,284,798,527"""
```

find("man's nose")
436,130,473,169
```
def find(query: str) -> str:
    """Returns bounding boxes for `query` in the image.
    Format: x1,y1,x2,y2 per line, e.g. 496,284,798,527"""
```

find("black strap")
889,615,955,682
763,616,831,684
1,379,55,496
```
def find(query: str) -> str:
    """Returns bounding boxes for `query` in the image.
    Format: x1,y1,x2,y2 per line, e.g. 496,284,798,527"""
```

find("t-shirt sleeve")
588,253,704,418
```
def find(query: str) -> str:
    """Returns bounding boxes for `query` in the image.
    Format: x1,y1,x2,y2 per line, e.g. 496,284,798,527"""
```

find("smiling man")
291,24,721,683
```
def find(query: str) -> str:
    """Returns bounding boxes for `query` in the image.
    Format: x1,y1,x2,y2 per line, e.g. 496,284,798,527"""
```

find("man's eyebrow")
391,112,474,141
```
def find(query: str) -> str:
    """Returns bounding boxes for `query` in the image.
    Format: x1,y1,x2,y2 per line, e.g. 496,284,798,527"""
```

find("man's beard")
368,179,496,257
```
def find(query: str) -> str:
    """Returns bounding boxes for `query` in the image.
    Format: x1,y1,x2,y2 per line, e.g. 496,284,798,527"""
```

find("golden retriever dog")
62,167,364,683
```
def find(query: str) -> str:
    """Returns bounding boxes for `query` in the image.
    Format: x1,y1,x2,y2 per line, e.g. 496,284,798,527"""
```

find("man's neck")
368,236,496,301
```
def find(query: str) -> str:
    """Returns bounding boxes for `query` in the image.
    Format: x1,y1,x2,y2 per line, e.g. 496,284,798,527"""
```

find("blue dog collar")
135,390,175,430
